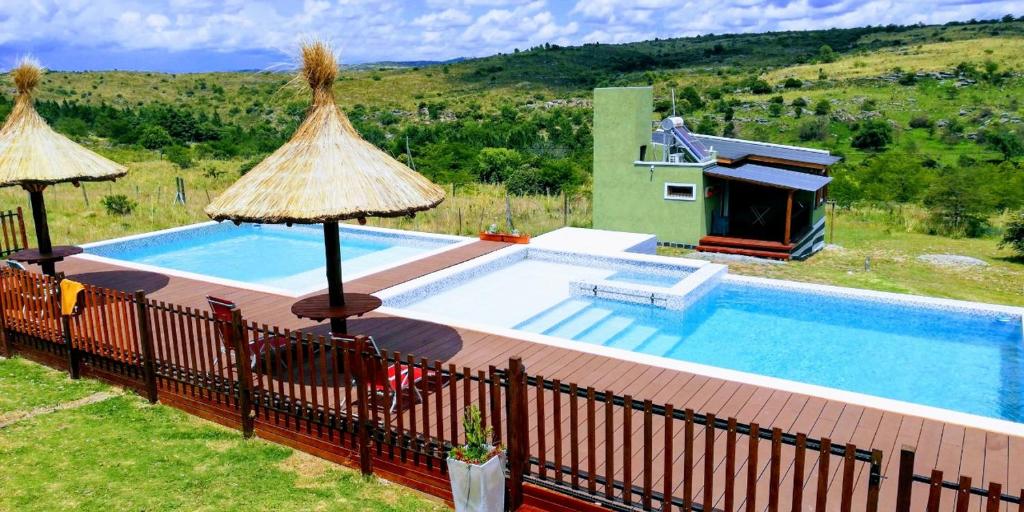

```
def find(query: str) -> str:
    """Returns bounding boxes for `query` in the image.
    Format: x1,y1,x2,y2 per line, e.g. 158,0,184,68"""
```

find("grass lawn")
0,357,446,512
660,206,1024,306
0,357,107,414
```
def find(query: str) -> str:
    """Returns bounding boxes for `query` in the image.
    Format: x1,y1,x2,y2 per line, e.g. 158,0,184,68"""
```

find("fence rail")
1,267,1020,511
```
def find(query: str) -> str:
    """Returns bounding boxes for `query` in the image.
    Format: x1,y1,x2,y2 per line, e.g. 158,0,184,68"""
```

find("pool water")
394,251,1024,423
86,224,456,292
515,284,1024,422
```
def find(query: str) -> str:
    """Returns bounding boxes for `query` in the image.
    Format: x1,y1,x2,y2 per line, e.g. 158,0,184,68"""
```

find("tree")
768,102,784,117
696,115,718,135
748,79,772,95
1000,210,1024,256
679,86,704,111
475,147,525,183
980,126,1024,160
814,99,831,116
851,120,893,150
138,124,173,150
818,45,837,63
923,166,989,237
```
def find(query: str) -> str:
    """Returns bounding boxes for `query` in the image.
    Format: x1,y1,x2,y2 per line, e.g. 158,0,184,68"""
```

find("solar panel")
659,116,712,162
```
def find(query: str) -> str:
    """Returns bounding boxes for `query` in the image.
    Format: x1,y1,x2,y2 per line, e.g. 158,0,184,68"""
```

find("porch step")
694,245,791,261
699,236,794,251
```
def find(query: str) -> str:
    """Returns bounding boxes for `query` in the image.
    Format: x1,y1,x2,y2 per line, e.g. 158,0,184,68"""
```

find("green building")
593,87,840,260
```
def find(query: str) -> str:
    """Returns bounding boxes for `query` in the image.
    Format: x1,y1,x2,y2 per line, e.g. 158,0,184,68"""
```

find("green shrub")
908,115,934,130
164,145,194,169
137,124,173,150
814,99,831,116
100,194,137,216
748,79,772,95
851,119,892,150
238,156,265,176
791,97,808,108
768,102,784,117
797,117,830,141
1000,210,1024,256
783,77,803,89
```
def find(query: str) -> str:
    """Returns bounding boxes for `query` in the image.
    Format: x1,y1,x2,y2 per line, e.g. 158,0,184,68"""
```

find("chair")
207,296,292,371
331,334,424,412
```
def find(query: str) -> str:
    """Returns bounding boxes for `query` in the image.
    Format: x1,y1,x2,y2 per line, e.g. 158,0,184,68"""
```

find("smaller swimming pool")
82,222,467,295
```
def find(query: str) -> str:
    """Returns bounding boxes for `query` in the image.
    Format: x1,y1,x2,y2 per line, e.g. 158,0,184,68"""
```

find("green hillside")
1,17,1023,237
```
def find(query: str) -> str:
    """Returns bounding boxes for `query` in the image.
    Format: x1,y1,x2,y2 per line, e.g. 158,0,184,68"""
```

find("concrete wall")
593,87,709,246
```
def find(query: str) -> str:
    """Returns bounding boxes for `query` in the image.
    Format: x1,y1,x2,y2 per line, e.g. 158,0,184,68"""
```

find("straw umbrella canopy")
0,60,127,274
206,42,445,333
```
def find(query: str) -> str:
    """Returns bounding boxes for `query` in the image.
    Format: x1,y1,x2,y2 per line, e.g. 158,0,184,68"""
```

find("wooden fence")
1,267,1021,511
895,447,1022,512
0,207,28,259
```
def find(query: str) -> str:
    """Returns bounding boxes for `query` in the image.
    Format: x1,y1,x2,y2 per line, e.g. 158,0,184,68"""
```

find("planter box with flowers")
479,224,530,244
447,405,505,512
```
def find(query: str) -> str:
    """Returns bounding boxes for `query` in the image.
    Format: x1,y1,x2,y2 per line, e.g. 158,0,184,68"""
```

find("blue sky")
0,0,1020,72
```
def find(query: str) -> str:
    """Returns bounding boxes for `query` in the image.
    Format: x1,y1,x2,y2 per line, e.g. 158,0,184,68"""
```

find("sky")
0,0,1020,72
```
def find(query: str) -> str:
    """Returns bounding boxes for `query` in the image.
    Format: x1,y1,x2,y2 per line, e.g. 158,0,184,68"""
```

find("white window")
664,182,697,201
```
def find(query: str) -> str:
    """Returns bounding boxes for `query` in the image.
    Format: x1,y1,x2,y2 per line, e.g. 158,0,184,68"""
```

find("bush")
979,126,1024,160
1000,210,1024,256
797,117,830,141
923,167,989,238
137,124,173,150
814,99,831,116
476,148,525,184
783,77,803,89
908,115,934,130
164,145,194,169
791,97,808,108
818,45,836,63
748,79,772,95
505,167,543,195
100,194,137,216
861,98,878,112
851,120,893,150
239,156,264,176
768,102,784,117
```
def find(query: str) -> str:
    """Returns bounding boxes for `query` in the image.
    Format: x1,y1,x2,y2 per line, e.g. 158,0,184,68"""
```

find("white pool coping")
375,243,1024,437
77,221,475,298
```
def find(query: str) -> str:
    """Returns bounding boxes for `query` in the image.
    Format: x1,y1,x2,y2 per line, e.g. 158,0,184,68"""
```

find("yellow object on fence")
60,279,85,316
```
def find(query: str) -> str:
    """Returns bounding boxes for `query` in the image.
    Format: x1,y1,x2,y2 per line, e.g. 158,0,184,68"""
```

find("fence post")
16,206,28,249
58,275,81,379
865,449,883,512
0,274,10,358
133,290,158,404
231,309,254,438
60,314,80,379
506,357,528,510
895,446,916,512
353,335,373,476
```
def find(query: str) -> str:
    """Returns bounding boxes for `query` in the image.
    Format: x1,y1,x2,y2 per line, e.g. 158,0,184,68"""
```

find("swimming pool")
81,222,467,295
382,246,1024,427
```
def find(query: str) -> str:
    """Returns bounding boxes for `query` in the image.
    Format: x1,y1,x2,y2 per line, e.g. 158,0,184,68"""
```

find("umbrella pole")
323,221,346,334
26,187,55,275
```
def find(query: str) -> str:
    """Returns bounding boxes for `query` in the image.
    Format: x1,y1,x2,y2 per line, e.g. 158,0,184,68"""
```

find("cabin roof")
693,134,842,167
705,163,833,192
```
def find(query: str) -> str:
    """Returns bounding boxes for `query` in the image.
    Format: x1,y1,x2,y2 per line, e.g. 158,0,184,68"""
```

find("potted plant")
447,405,505,512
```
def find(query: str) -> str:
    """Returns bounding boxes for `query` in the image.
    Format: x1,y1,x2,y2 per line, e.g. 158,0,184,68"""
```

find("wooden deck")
50,243,1024,510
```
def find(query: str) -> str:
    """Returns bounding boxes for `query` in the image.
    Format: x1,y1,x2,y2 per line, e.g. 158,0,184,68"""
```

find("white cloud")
0,0,1020,69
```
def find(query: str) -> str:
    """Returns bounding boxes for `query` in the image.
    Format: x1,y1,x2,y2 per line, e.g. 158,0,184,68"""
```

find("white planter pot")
447,452,506,512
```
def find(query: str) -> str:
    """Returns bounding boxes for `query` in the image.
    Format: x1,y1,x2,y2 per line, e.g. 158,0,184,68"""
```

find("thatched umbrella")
0,60,127,275
206,42,445,333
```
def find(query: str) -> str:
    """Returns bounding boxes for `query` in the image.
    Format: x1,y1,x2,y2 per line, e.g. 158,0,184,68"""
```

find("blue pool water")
517,283,1024,422
87,223,456,292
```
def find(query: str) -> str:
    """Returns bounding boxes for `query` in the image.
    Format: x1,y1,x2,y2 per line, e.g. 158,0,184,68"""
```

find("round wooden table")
9,245,83,275
291,293,382,323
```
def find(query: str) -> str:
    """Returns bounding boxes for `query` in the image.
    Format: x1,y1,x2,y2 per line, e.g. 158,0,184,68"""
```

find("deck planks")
47,242,1024,511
